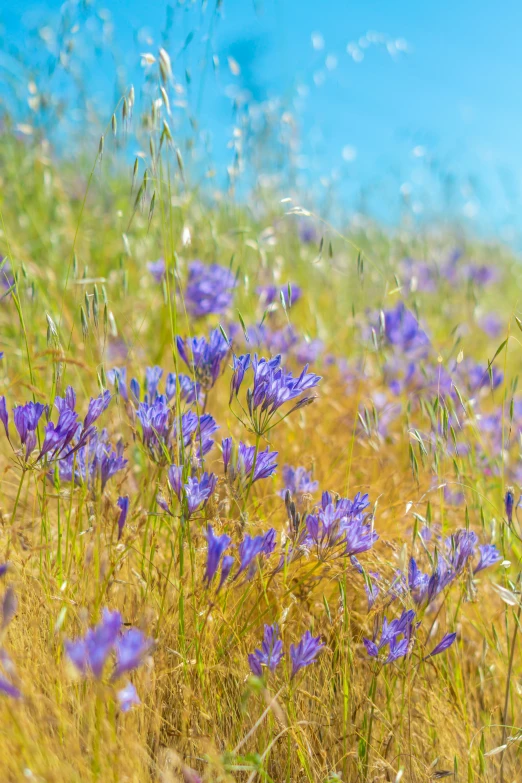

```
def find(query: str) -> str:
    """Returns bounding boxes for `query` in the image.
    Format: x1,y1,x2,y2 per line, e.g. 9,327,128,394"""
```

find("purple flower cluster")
248,625,324,680
381,302,431,357
302,491,377,557
136,400,218,465
184,260,236,318
164,464,217,516
279,465,318,499
364,609,416,665
222,437,278,487
58,429,127,491
257,283,302,308
248,624,284,675
177,328,230,391
230,354,321,435
404,530,501,607
65,608,153,711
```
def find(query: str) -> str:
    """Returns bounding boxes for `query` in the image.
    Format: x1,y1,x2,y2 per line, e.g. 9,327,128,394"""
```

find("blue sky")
3,0,522,240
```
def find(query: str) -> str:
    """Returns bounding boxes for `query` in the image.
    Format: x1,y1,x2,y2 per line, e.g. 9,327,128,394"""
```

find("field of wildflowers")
1,11,522,783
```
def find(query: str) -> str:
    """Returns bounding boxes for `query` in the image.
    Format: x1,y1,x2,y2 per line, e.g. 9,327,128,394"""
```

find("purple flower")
363,609,416,665
184,260,236,318
230,354,321,434
169,471,217,516
230,354,251,402
0,397,9,439
237,529,276,580
290,630,324,678
65,609,122,679
426,632,456,659
165,373,202,406
381,303,431,357
0,674,21,699
83,390,111,429
117,496,129,540
248,624,284,675
107,367,128,401
257,283,302,308
279,466,318,499
117,682,140,712
223,439,278,487
58,430,127,491
177,328,229,391
147,258,166,283
145,366,163,400
474,544,501,573
0,564,9,578
505,489,515,524
113,628,153,679
218,555,234,592
13,401,45,459
204,525,232,586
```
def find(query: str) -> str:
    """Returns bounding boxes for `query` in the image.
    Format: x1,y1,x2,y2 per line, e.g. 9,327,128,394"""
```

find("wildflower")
218,555,234,592
382,302,431,356
184,260,236,318
279,465,318,499
147,257,166,282
257,283,302,308
474,544,502,573
177,328,229,390
58,429,127,491
230,354,321,435
229,354,251,402
204,526,231,586
145,366,163,400
117,496,129,540
248,624,284,675
222,438,278,487
107,367,128,401
113,628,154,679
236,529,276,580
505,488,515,524
0,397,9,439
290,630,324,678
117,682,140,712
83,390,111,429
0,674,21,699
168,466,217,516
165,373,202,406
302,491,377,557
65,609,122,678
12,401,45,459
426,632,457,659
363,609,416,665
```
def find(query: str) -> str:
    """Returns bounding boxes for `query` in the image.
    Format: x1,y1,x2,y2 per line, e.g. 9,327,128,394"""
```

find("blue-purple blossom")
279,466,318,499
426,632,457,659
117,496,129,540
83,390,111,430
230,354,321,434
107,367,128,401
0,674,21,699
236,529,276,580
0,397,9,439
184,260,236,318
218,555,234,592
177,328,229,391
248,624,284,675
381,303,431,357
12,401,45,459
363,609,416,665
165,373,202,406
290,630,324,678
145,366,163,400
117,682,140,712
168,466,217,516
302,491,377,556
257,283,302,308
136,400,217,464
57,429,127,491
147,257,166,282
505,488,515,524
113,628,153,679
474,544,501,573
230,354,251,402
65,609,122,679
204,526,232,586
222,438,278,487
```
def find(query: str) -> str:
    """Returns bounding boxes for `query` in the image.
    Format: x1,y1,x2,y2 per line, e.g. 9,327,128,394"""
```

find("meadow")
0,34,521,783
